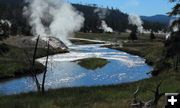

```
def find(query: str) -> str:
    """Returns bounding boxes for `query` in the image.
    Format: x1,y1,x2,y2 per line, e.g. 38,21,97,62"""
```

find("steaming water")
0,44,153,96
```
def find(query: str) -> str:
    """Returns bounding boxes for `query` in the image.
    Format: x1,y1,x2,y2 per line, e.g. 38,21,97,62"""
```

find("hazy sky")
65,0,176,16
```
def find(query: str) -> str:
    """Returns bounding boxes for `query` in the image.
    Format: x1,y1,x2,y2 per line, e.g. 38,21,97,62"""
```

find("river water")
0,44,153,95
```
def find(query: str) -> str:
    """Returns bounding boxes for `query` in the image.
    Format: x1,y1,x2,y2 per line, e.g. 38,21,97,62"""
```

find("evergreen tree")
129,27,138,41
0,0,169,35
165,0,180,70
150,31,156,40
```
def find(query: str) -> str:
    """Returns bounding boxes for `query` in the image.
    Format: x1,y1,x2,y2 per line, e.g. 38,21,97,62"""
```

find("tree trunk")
41,40,50,93
175,55,179,71
32,35,41,91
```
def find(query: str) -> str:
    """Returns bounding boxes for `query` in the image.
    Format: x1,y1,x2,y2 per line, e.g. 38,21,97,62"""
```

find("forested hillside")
0,0,167,36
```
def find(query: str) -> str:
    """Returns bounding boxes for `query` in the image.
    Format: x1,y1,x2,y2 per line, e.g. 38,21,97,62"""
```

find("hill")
141,14,176,25
0,0,167,36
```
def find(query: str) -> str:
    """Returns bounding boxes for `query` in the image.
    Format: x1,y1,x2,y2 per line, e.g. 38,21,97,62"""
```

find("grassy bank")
104,42,164,67
70,39,104,45
75,32,165,42
75,33,166,74
0,33,179,108
0,69,179,108
0,43,68,80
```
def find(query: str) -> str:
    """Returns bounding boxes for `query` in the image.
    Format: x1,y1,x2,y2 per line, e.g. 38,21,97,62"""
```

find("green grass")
75,32,129,41
74,32,165,42
104,42,164,66
0,69,179,108
70,39,104,45
0,33,179,108
0,44,67,79
75,58,109,70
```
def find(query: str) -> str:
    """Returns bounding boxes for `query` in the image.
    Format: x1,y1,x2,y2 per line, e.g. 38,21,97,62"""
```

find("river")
0,44,153,95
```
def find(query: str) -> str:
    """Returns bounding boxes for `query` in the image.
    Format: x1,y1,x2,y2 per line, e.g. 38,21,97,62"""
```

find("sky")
65,0,177,16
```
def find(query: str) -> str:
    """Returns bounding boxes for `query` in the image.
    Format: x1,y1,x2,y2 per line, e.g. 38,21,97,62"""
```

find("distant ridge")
141,14,176,25
0,0,168,34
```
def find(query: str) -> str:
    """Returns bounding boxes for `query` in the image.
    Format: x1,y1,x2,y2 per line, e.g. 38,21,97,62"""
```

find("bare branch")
41,39,50,93
31,35,41,91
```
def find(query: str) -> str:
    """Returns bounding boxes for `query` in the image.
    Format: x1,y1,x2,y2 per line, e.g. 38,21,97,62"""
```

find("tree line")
0,0,167,37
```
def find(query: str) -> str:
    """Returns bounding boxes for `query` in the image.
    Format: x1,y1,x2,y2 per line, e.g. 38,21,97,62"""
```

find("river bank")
0,36,68,80
0,53,179,108
0,43,152,95
103,41,165,75
0,33,179,108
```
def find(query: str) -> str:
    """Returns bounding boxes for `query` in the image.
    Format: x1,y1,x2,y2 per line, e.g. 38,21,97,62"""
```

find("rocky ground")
0,35,69,80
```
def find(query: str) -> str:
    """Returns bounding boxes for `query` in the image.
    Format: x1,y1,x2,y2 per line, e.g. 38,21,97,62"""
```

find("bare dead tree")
42,39,50,92
24,35,50,93
144,82,164,108
131,82,164,108
131,86,144,108
30,35,41,91
24,49,40,91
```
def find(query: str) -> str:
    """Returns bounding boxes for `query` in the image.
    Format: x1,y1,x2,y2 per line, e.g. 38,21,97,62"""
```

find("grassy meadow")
75,32,165,42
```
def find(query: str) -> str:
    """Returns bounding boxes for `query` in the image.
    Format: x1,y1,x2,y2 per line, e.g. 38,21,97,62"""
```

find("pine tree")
165,0,180,70
150,31,156,40
129,26,138,41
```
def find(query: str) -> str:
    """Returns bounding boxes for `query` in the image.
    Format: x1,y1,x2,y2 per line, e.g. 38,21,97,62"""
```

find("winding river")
0,44,153,96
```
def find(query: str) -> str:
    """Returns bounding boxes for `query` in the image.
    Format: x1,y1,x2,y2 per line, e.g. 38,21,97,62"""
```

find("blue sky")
65,0,176,16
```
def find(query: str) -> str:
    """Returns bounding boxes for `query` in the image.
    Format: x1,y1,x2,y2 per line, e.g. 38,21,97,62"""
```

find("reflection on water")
0,44,153,95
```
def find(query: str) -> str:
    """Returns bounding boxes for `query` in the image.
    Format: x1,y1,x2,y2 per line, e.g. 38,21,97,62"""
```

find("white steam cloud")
143,29,151,34
94,8,109,19
128,14,144,33
0,20,11,27
23,0,84,45
166,18,179,39
166,33,171,39
126,29,132,33
94,8,113,33
100,20,113,33
169,19,179,32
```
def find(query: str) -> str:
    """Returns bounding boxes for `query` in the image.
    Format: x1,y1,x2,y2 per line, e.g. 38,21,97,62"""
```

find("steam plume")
166,18,179,39
128,14,144,33
101,20,113,33
143,29,151,34
94,8,113,33
126,29,132,33
23,0,84,45
94,8,109,19
0,20,11,27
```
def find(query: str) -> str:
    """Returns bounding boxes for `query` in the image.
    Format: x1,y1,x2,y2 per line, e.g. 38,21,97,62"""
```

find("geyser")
166,19,179,39
0,20,11,27
94,8,109,19
100,20,113,33
23,0,84,45
128,14,144,33
94,8,113,33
